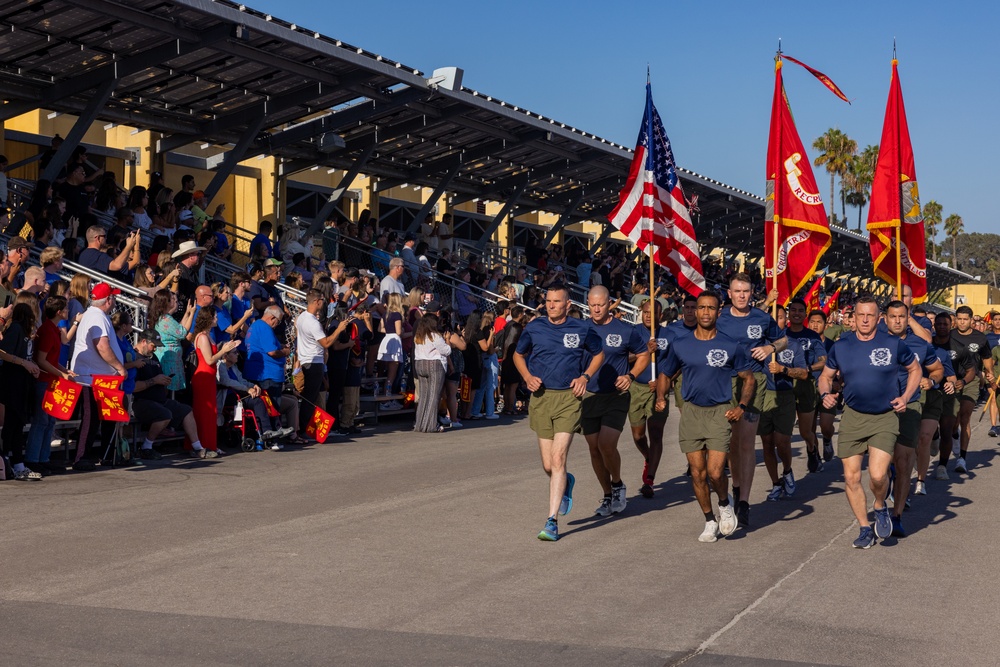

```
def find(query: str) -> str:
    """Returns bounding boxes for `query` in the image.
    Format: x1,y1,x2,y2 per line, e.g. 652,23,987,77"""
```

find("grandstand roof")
0,0,972,291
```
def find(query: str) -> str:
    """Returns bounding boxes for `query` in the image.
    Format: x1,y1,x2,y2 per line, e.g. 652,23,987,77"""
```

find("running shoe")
13,467,42,481
484,414,500,420
641,460,653,487
852,526,876,549
450,420,464,428
782,470,796,497
766,484,784,502
270,443,285,451
537,517,558,541
639,483,654,499
873,506,892,539
595,496,613,517
891,515,907,538
807,449,819,473
935,464,949,480
610,483,627,514
954,457,968,474
822,439,834,462
699,520,720,543
438,416,452,427
718,504,737,536
915,481,927,496
736,501,750,530
138,448,163,461
989,425,1000,438
559,473,575,516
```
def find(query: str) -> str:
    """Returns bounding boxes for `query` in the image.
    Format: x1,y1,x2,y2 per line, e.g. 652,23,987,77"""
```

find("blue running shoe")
891,515,907,538
853,526,876,549
873,506,892,539
559,472,575,516
537,517,558,541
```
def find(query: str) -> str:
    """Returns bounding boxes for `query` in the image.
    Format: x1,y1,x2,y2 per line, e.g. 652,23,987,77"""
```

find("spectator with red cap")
69,281,126,471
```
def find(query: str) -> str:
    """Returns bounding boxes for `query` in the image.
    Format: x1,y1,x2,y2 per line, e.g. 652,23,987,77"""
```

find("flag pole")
771,53,781,361
646,65,656,379
894,50,902,302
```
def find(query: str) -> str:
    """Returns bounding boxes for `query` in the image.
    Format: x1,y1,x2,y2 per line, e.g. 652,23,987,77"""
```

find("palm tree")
813,128,858,226
843,144,878,230
944,213,963,269
922,200,943,263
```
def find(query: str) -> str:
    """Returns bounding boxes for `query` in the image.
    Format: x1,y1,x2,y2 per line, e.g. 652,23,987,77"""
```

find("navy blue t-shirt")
515,317,603,391
785,326,826,374
771,337,807,392
633,323,670,384
660,331,752,407
825,330,916,414
587,318,646,393
717,307,782,374
897,334,937,402
987,332,1000,350
931,343,956,388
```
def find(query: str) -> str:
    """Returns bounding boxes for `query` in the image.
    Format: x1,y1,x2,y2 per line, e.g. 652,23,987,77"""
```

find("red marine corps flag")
765,57,839,306
803,274,824,311
822,283,842,315
866,58,928,302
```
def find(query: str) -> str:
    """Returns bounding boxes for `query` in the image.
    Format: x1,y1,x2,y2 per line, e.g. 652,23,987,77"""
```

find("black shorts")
133,398,191,429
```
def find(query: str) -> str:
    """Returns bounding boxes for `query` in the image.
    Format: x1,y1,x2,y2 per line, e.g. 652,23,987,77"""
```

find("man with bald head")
584,285,650,516
187,284,216,342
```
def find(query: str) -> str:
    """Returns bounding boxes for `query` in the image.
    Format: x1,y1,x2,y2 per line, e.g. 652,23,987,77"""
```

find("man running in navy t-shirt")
584,286,649,516
785,298,827,473
716,272,787,530
514,285,604,542
884,300,945,536
656,292,755,543
819,296,921,548
628,299,670,499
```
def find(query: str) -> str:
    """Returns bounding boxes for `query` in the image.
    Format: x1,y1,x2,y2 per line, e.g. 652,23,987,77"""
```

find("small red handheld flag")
305,406,337,444
43,378,83,420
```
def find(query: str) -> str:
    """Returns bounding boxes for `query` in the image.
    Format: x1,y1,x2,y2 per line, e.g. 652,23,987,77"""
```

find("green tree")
843,144,878,230
922,200,943,263
813,128,858,226
944,213,964,270
987,258,1000,289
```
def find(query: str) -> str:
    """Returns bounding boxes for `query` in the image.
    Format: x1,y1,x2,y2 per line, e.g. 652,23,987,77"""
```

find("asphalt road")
2,410,998,666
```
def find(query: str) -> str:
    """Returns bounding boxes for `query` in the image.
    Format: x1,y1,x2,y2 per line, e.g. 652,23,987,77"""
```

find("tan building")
951,283,1000,316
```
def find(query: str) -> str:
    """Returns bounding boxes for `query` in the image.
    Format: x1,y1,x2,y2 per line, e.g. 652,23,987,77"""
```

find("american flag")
608,83,706,296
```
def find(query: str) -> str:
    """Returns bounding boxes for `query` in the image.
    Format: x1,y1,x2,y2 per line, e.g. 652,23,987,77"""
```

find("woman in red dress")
192,306,241,455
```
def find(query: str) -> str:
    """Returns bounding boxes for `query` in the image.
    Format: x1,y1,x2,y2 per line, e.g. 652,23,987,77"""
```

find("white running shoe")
610,484,627,513
699,520,720,543
595,496,613,517
782,470,796,497
718,503,737,536
954,457,968,474
915,481,927,496
935,464,949,480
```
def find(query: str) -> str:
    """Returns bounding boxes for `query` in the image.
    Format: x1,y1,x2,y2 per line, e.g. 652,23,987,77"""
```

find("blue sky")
252,0,997,236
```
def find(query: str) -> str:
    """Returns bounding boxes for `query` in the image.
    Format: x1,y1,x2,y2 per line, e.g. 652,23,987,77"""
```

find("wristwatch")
627,372,636,381
581,372,591,381
738,403,748,411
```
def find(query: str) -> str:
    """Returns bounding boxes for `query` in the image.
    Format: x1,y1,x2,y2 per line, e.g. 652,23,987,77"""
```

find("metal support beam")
302,143,378,237
39,78,117,186
589,225,617,253
405,161,463,235
474,176,530,252
542,191,586,245
203,115,268,204
452,171,534,206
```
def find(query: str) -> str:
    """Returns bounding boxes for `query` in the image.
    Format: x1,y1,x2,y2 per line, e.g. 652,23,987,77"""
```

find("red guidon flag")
608,82,706,297
93,386,129,422
803,274,824,311
765,59,833,307
866,59,927,303
822,284,842,315
260,392,280,417
43,378,83,420
91,374,123,391
305,406,337,444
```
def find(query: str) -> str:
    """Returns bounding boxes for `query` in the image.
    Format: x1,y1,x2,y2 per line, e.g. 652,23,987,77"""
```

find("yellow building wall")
952,284,1000,316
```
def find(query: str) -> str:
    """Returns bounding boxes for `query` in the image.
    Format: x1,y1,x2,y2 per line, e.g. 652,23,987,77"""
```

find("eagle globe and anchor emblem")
869,348,892,367
707,349,729,368
563,333,580,349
